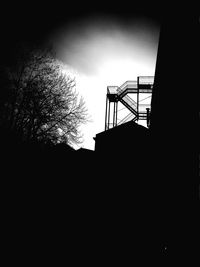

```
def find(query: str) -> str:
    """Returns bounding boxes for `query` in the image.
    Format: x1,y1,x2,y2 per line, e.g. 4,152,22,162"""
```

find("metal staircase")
118,113,137,125
119,95,137,115
105,76,154,130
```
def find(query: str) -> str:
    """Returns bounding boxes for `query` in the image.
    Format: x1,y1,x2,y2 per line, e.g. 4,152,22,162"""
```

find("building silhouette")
94,12,199,263
105,77,153,130
1,8,198,265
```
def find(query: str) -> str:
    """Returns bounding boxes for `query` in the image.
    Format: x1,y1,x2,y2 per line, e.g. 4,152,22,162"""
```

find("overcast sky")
2,5,160,150
46,13,160,150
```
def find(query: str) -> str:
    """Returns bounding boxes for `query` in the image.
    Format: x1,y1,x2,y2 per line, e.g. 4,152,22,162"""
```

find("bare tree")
0,46,88,146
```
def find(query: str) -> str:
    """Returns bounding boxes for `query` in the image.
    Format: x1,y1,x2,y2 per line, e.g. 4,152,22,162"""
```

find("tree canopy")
0,46,88,147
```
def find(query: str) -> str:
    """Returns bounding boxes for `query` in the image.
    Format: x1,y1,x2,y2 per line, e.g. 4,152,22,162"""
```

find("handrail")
107,86,119,94
121,95,137,110
120,98,137,116
123,95,137,109
117,80,153,97
137,76,154,85
117,81,137,95
118,80,137,90
139,104,151,107
118,112,136,125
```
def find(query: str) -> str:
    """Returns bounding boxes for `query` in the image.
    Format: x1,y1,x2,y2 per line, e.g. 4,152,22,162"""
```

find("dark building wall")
150,14,198,132
94,122,162,258
95,122,148,153
94,11,199,261
95,122,151,176
149,12,199,260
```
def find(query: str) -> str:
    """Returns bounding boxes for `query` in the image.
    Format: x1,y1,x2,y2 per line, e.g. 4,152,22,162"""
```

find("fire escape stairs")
106,76,153,129
118,112,137,125
117,86,138,123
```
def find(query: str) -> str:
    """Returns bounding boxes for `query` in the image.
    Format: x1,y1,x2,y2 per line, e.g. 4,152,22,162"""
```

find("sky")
1,5,160,150
46,14,160,150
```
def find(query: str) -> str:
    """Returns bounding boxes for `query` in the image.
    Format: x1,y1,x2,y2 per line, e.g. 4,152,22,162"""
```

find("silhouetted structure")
148,13,199,261
1,7,198,265
94,12,199,263
95,120,149,154
105,76,153,130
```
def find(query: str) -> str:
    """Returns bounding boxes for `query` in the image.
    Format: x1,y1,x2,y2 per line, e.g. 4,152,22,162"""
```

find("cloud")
49,14,160,76
46,14,160,149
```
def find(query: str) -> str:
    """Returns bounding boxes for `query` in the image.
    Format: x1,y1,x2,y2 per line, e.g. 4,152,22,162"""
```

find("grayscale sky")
47,13,160,150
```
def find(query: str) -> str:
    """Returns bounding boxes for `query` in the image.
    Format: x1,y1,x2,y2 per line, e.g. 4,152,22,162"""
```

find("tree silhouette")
0,46,87,146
